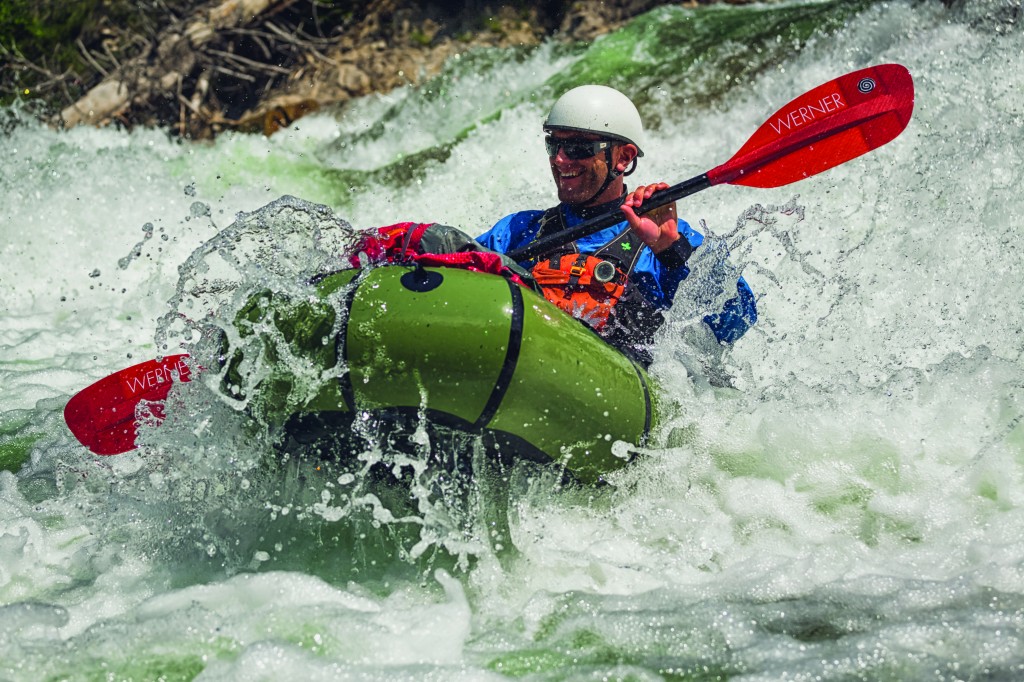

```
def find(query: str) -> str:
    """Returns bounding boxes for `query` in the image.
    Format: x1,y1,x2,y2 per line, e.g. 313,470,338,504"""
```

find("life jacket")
527,206,646,331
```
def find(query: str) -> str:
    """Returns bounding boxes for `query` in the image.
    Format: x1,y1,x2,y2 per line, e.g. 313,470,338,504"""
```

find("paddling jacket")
476,200,757,364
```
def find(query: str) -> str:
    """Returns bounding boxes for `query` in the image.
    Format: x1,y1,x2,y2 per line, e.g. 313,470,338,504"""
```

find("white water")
2,1,1024,679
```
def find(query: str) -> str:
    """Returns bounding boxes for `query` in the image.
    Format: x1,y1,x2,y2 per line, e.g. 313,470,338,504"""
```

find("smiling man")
476,84,757,366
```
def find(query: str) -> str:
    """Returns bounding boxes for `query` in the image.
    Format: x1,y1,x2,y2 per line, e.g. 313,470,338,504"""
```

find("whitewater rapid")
2,1,1024,679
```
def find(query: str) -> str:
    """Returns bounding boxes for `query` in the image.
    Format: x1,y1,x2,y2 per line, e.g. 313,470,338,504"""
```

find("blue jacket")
476,204,757,345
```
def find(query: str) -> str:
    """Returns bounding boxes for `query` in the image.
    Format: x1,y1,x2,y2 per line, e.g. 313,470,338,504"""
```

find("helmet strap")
575,146,636,207
581,147,619,205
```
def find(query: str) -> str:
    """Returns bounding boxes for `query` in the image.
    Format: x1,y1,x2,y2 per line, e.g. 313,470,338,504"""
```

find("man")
476,84,757,366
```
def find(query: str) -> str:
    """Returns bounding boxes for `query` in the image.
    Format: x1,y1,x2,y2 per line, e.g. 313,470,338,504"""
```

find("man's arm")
705,278,758,344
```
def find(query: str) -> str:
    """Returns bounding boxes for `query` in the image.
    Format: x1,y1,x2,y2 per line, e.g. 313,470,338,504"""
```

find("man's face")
547,130,617,206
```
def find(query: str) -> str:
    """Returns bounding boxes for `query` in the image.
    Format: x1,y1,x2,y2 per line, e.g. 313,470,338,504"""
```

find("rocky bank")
42,0,767,138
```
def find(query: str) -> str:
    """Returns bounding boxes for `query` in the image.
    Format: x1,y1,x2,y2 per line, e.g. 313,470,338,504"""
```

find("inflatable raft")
228,264,657,484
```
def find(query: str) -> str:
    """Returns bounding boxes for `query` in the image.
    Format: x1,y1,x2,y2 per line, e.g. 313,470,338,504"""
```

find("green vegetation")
0,0,174,109
1,0,99,64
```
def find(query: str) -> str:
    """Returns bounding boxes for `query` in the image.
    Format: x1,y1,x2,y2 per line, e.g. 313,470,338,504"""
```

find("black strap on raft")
473,278,524,430
398,223,419,263
336,269,530,435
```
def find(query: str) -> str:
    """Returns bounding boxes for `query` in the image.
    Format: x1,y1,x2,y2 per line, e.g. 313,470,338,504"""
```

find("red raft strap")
348,223,532,289
349,222,433,267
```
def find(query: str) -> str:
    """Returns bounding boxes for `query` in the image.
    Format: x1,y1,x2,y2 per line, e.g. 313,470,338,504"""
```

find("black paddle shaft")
504,173,712,262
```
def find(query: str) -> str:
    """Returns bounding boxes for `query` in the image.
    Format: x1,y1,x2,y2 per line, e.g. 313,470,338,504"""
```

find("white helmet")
543,85,645,157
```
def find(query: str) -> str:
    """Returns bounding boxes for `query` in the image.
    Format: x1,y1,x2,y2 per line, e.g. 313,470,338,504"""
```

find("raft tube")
232,265,657,484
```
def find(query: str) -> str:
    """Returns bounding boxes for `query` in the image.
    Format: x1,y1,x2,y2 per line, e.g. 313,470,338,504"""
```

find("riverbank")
3,0,773,138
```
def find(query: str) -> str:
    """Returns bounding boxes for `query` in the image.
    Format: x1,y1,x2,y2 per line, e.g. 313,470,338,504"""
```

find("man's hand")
619,182,679,253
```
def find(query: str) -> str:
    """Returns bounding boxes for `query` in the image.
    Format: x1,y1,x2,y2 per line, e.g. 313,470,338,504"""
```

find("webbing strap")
473,278,524,429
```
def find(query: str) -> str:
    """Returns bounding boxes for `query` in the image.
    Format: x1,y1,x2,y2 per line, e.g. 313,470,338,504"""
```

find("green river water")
2,1,1024,679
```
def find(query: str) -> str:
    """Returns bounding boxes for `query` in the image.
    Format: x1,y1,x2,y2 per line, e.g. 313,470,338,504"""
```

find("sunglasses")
544,137,612,160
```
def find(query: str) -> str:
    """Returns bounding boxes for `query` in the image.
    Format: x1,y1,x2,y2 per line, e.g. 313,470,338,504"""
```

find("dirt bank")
2,0,776,138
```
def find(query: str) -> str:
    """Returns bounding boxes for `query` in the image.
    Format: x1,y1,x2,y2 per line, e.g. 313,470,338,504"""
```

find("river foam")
2,1,1023,679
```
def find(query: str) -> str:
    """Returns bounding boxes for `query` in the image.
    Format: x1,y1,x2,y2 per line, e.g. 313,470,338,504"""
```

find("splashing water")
2,0,1024,679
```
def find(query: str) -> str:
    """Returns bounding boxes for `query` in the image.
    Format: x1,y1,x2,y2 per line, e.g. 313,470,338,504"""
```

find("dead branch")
77,38,110,77
56,0,294,129
41,0,570,137
2,44,79,103
205,47,292,75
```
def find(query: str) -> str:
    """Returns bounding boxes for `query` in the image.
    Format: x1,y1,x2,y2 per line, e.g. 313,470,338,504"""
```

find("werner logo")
770,92,846,135
121,356,192,397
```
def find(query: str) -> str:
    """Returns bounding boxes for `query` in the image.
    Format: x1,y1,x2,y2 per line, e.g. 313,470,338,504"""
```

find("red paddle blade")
64,354,193,455
709,63,914,188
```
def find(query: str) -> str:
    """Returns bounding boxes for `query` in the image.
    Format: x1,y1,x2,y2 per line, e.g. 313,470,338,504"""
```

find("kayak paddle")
64,354,193,455
63,64,913,456
506,63,915,262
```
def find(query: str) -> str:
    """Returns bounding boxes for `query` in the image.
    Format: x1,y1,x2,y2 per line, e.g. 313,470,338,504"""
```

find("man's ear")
614,144,639,173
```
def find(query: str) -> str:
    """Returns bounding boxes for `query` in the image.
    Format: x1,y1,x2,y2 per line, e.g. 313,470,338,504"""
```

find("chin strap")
583,148,638,205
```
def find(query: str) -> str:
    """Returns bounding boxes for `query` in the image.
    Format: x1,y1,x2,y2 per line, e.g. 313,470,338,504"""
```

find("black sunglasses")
544,137,612,160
